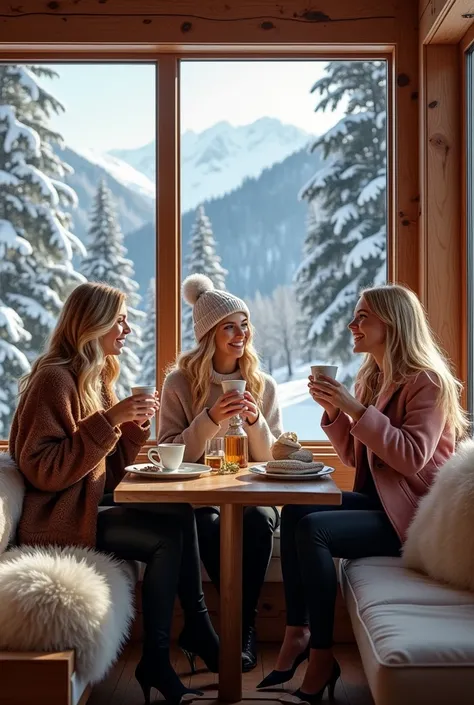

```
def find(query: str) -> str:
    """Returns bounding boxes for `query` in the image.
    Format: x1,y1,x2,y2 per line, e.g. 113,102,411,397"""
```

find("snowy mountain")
58,146,154,241
71,147,155,200
126,144,323,299
110,117,313,211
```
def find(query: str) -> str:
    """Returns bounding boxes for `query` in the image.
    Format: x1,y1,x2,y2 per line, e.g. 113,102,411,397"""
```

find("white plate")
125,462,212,479
249,464,335,480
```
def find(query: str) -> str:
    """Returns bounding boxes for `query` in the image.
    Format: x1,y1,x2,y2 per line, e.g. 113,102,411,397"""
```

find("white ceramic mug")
221,380,246,394
148,443,185,471
131,385,156,396
310,365,338,380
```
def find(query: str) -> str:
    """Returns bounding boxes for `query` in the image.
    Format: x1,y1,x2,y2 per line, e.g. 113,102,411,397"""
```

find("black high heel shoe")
256,644,310,689
135,653,203,705
291,659,341,704
178,624,220,674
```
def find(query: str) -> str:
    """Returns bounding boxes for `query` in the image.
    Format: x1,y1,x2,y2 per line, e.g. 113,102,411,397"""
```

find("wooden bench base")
130,580,355,644
0,651,91,705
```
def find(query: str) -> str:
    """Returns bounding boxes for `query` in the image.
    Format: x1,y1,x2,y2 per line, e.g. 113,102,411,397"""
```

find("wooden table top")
114,464,342,506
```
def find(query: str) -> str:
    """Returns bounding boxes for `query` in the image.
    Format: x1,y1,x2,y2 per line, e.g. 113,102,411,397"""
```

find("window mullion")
157,54,181,390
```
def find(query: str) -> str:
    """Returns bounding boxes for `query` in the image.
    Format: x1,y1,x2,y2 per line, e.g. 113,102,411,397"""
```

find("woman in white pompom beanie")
158,273,283,672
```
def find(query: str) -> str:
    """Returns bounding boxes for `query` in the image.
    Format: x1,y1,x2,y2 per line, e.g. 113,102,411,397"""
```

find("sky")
39,61,347,152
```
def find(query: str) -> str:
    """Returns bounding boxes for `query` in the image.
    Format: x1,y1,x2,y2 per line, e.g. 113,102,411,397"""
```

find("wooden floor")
88,642,374,705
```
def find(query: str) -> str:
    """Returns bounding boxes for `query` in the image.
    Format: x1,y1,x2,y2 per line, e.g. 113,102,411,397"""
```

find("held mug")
310,365,338,380
221,380,246,394
147,443,185,472
131,385,156,396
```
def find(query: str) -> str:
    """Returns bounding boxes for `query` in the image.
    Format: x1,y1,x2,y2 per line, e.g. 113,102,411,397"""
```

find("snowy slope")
57,146,155,241
70,146,155,200
110,117,313,211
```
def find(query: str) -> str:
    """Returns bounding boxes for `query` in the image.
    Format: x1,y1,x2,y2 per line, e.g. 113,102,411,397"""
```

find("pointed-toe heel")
137,679,151,705
257,644,310,689
181,647,197,674
290,659,341,704
135,656,203,705
178,626,219,674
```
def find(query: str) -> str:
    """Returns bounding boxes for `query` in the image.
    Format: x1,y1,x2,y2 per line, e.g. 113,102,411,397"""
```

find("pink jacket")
321,371,455,542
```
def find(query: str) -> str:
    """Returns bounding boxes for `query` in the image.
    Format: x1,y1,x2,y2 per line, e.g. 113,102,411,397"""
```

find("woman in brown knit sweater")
158,274,283,673
9,282,218,705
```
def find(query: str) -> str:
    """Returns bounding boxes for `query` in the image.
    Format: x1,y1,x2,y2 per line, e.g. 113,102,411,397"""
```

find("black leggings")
195,505,279,632
280,492,401,649
96,502,207,652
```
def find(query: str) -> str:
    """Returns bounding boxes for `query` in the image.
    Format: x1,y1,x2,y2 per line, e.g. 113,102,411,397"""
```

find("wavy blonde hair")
356,284,468,439
176,319,265,414
20,282,125,415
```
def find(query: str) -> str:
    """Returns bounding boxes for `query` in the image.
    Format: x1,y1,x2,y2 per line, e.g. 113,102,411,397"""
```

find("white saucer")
249,464,335,480
125,462,212,479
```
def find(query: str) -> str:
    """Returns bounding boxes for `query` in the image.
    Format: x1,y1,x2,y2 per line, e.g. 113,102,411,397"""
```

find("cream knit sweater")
158,367,283,463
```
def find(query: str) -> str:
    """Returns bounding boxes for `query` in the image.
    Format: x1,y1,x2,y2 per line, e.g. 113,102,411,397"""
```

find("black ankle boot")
135,649,203,705
242,626,257,672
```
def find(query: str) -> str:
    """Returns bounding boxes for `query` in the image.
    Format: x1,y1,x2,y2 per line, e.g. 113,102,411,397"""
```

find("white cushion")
341,557,474,705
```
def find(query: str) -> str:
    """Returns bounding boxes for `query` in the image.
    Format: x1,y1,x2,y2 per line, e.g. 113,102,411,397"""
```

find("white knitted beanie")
182,274,250,342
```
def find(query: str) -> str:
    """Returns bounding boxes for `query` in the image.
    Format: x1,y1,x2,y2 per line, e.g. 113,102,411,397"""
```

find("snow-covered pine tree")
0,64,85,434
182,204,227,350
295,61,387,378
81,178,144,398
138,278,156,385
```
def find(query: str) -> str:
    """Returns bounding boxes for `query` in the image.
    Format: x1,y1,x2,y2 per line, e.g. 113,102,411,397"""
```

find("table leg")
218,503,243,702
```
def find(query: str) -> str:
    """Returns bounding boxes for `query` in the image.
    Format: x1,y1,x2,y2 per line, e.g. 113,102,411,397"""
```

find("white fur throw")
0,452,24,555
403,438,474,592
0,545,134,683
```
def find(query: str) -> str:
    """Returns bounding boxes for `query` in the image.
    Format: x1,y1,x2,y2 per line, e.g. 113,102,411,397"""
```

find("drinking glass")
205,437,225,470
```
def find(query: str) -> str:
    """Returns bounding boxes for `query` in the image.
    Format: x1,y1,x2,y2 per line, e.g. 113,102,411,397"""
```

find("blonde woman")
10,282,218,705
259,284,467,702
158,274,283,672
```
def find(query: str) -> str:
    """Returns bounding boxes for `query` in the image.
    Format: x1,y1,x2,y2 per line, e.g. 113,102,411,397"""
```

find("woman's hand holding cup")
105,385,158,427
208,391,246,424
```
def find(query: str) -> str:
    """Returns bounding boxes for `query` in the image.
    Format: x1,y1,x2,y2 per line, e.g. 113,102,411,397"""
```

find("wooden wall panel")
420,0,474,44
421,45,462,374
0,1,399,45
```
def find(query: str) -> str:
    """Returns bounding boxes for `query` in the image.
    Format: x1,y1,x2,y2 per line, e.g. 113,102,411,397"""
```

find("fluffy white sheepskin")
403,438,474,592
0,545,134,683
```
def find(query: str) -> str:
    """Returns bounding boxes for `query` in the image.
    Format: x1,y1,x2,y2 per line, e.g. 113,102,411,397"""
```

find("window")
467,47,474,423
180,60,388,440
0,62,156,436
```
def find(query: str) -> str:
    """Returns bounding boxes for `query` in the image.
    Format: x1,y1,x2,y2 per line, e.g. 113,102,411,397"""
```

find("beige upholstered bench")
341,556,474,705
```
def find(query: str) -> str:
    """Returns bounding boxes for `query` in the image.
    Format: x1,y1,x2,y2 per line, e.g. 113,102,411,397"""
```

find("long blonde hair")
356,284,468,439
20,282,125,415
176,319,265,414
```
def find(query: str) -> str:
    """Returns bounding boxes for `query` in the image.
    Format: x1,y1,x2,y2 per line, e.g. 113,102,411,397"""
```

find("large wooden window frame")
0,17,422,486
461,26,474,423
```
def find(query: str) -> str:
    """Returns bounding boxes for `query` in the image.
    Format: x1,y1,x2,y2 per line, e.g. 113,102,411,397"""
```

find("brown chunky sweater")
9,365,150,548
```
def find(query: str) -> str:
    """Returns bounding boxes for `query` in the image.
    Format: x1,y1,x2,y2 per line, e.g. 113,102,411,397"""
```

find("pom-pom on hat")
182,274,250,342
